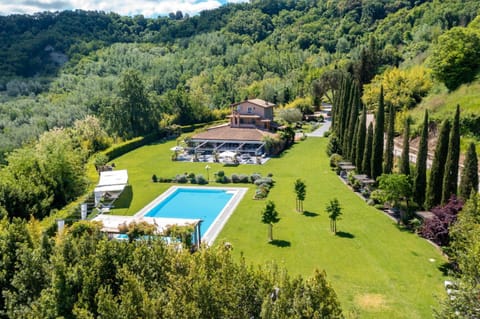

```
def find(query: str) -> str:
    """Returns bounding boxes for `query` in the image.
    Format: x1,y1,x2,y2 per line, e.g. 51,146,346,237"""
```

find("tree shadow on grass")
111,185,133,209
269,239,291,248
303,211,319,217
336,231,354,239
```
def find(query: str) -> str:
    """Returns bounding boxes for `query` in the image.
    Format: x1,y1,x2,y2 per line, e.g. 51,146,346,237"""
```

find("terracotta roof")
231,99,275,108
191,126,277,142
226,114,261,118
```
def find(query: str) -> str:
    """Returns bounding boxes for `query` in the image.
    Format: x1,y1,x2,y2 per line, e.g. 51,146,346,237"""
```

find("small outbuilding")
94,169,128,207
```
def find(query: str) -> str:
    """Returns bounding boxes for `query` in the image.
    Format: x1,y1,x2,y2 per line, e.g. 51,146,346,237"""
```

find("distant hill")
0,0,479,161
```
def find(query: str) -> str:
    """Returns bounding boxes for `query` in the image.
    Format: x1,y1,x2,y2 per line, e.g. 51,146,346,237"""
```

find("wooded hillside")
1,0,479,163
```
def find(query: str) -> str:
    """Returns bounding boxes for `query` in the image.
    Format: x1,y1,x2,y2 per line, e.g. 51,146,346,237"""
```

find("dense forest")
1,0,480,162
1,0,480,317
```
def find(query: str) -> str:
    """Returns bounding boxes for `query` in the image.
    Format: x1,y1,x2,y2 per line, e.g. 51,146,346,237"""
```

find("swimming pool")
136,186,247,245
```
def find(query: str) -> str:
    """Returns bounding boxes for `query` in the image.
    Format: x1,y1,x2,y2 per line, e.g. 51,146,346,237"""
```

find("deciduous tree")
294,179,306,213
325,198,342,234
261,200,280,242
429,27,480,90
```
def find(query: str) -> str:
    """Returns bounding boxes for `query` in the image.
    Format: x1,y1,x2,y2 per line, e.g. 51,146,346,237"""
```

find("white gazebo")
94,169,129,207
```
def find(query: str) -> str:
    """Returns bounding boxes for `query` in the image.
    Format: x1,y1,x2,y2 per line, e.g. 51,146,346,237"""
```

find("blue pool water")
144,188,234,236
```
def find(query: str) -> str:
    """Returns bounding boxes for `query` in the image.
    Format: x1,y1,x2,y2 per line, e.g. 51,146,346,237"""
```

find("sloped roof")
191,126,276,142
95,170,128,194
98,170,128,187
231,99,275,109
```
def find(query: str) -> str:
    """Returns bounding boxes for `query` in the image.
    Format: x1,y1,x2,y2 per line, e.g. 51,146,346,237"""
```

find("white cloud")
0,0,249,17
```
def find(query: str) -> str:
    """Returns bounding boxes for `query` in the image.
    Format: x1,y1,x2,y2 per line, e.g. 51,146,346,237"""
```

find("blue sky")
0,0,248,17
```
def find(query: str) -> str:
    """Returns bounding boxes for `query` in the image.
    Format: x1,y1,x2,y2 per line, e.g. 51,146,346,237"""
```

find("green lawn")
109,137,447,319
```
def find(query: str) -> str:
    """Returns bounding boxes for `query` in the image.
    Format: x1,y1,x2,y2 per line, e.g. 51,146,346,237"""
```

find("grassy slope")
110,136,446,319
409,80,480,151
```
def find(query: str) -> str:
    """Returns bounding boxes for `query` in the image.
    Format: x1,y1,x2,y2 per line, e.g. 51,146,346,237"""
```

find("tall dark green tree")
362,122,374,176
350,117,359,164
426,119,451,209
400,117,410,176
414,110,429,208
344,83,359,160
442,105,461,204
355,105,367,171
371,86,385,180
109,69,158,138
384,103,395,174
355,35,379,87
338,76,353,152
459,142,478,200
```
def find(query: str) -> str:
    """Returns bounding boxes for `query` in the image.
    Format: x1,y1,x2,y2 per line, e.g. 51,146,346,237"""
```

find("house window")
247,107,253,113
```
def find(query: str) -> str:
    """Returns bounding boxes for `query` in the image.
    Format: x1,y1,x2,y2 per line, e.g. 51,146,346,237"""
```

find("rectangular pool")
137,186,247,245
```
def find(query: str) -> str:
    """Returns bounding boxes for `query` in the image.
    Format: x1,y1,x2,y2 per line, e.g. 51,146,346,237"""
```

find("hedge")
103,130,170,161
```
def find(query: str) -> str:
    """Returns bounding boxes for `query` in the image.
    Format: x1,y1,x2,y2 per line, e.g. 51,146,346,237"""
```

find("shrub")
254,186,269,199
175,174,188,183
323,130,331,138
216,175,230,184
254,178,273,187
196,174,208,185
94,153,109,169
250,173,262,183
326,134,341,156
188,172,196,183
419,196,464,246
231,174,240,183
330,153,343,168
238,174,249,183
158,177,173,183
152,174,158,183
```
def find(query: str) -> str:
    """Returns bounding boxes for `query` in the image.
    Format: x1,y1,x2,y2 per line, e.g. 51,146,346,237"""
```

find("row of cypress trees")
330,76,478,210
330,74,386,180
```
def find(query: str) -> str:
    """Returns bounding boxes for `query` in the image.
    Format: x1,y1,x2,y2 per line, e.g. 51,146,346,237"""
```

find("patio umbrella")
219,151,236,158
170,146,184,152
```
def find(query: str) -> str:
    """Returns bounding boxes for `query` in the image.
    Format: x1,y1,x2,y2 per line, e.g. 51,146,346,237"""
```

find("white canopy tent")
94,170,128,207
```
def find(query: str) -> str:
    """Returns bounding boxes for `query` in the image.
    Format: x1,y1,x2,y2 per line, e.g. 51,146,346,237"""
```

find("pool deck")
93,185,248,245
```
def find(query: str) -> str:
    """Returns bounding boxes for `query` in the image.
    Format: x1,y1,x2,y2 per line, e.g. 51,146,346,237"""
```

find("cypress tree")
355,105,367,171
400,117,410,176
425,119,451,209
414,110,429,208
384,103,395,174
345,83,359,161
339,77,353,153
459,142,478,200
350,117,359,165
363,122,374,177
371,86,385,180
442,105,461,204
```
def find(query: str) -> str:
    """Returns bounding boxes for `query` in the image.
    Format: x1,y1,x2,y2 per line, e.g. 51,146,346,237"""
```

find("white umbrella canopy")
219,150,237,158
170,146,184,152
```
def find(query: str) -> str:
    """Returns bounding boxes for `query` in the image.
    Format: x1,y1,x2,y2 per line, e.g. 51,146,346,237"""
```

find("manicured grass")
109,137,447,319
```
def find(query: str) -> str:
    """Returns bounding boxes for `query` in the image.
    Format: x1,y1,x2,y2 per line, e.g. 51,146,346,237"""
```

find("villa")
187,99,278,156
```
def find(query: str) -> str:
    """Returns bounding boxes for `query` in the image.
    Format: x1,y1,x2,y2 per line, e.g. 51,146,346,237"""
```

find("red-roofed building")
187,99,278,156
